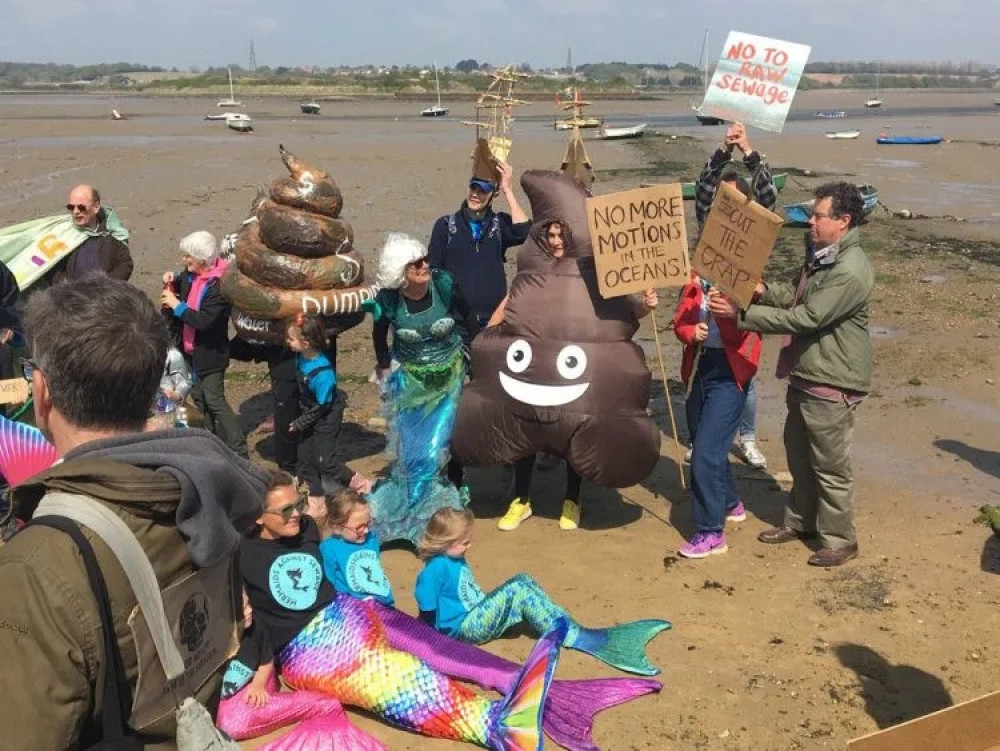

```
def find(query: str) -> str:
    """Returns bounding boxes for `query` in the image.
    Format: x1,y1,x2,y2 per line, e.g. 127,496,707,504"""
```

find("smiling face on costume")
499,338,590,408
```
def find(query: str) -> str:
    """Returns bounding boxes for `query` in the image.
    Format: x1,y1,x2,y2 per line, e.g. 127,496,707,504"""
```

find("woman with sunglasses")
367,233,480,545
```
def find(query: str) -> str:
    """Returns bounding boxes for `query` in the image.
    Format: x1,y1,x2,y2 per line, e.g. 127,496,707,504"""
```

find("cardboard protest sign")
692,180,783,308
0,378,29,405
586,184,689,299
700,31,811,133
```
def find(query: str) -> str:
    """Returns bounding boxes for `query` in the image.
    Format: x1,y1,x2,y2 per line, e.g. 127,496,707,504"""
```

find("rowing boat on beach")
825,129,861,140
876,134,942,145
784,184,879,225
816,110,846,119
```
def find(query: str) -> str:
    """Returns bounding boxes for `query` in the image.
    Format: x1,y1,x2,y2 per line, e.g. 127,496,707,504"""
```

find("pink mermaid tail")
0,415,59,486
279,595,560,750
373,602,661,751
216,672,383,748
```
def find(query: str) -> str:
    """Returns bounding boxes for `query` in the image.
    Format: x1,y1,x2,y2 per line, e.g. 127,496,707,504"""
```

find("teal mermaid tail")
280,594,560,749
568,619,672,676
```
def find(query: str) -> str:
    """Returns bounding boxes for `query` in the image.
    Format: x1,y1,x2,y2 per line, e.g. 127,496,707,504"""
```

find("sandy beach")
2,91,999,750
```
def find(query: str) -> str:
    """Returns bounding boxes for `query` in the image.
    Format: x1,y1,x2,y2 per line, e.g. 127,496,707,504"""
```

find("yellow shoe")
498,497,532,531
559,500,581,531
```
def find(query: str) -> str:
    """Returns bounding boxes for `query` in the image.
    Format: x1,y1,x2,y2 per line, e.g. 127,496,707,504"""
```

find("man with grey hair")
52,183,134,283
0,273,267,747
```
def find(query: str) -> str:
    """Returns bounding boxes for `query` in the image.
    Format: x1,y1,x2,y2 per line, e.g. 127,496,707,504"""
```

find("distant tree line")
0,61,169,86
806,61,994,75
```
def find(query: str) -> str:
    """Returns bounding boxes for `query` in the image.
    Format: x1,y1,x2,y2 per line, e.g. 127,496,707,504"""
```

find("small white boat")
110,109,125,121
225,113,253,133
300,101,321,115
825,129,861,139
420,64,449,117
217,67,243,108
864,98,883,108
598,123,647,140
555,117,602,131
204,113,230,121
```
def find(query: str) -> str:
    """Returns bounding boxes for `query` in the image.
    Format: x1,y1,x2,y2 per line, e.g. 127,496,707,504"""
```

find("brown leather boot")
807,544,859,567
757,526,817,544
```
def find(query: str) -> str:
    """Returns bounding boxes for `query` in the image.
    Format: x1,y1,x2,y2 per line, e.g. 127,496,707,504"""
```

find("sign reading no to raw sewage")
587,184,689,299
692,180,783,308
701,31,811,133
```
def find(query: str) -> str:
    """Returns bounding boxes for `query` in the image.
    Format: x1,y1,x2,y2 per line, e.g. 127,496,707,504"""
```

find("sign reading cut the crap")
692,180,783,308
586,184,689,299
700,31,811,133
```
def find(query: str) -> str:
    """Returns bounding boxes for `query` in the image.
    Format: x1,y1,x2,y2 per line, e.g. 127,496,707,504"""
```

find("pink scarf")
182,258,228,355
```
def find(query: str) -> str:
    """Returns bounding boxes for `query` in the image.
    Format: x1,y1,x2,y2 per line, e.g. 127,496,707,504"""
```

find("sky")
0,0,995,70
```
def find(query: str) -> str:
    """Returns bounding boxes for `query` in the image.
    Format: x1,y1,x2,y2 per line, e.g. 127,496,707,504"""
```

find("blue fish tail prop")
568,619,671,676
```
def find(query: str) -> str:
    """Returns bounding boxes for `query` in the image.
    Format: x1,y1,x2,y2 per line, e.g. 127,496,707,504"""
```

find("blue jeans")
739,378,758,441
686,349,748,534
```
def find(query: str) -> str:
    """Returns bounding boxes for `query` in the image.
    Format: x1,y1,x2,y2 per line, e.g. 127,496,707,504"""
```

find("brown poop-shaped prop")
451,170,660,488
222,146,378,342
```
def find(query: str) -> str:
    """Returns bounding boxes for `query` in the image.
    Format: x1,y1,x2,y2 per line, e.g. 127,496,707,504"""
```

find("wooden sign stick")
649,308,686,490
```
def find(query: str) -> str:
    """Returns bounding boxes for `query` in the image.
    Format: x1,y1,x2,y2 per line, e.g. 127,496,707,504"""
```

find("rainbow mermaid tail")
567,619,672,676
280,594,559,750
216,671,384,749
0,414,60,487
373,602,663,751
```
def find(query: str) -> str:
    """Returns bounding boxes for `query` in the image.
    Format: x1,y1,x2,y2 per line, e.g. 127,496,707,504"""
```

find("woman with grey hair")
160,230,247,457
366,233,479,544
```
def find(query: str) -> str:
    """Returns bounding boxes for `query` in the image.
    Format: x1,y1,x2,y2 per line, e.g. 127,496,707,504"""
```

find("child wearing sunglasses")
285,313,371,519
318,490,395,606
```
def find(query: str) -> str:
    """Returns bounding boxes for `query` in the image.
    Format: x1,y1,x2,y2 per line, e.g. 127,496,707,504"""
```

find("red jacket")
673,279,761,390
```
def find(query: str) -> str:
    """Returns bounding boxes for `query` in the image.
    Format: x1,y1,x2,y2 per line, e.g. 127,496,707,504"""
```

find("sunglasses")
339,519,371,534
407,257,429,269
18,357,37,380
66,203,91,213
263,498,306,522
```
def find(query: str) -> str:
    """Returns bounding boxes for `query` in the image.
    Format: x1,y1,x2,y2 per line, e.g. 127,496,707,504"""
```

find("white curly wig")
377,232,428,290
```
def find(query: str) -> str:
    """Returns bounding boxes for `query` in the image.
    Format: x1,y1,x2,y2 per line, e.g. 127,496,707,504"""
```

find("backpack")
32,492,241,751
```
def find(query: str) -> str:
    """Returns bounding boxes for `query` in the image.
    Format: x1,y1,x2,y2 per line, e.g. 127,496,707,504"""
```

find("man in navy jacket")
428,161,531,331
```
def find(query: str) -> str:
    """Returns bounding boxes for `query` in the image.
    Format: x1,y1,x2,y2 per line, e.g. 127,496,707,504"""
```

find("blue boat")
784,184,879,226
876,134,943,145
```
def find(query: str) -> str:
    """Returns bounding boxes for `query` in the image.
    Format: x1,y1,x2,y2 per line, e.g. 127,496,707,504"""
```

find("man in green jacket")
0,273,268,749
710,182,873,567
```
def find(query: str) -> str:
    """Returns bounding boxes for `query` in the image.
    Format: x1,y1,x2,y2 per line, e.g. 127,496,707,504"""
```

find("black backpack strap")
30,516,135,745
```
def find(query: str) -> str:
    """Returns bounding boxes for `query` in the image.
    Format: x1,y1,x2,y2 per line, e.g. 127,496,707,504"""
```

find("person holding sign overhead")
709,182,873,568
694,122,777,470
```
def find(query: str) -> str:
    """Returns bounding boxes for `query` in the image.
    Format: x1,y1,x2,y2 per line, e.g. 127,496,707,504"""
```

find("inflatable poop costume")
221,145,377,344
452,170,661,488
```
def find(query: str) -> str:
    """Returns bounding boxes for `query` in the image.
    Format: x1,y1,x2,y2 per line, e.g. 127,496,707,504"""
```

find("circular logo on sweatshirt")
221,660,253,698
345,549,391,599
269,553,322,610
457,566,484,610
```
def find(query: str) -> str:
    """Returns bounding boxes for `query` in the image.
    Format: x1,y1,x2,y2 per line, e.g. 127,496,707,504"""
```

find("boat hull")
598,124,647,140
300,104,321,115
784,184,879,225
825,130,861,139
420,107,449,117
876,136,942,145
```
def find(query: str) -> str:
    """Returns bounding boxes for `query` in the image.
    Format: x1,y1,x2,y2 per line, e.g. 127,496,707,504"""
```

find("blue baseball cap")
469,178,496,193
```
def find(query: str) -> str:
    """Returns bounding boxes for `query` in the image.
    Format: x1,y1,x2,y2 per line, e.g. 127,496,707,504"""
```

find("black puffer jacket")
166,270,231,377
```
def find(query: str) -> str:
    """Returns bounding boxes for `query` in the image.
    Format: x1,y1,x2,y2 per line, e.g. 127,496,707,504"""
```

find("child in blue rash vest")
414,508,671,676
285,313,370,519
319,490,395,606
